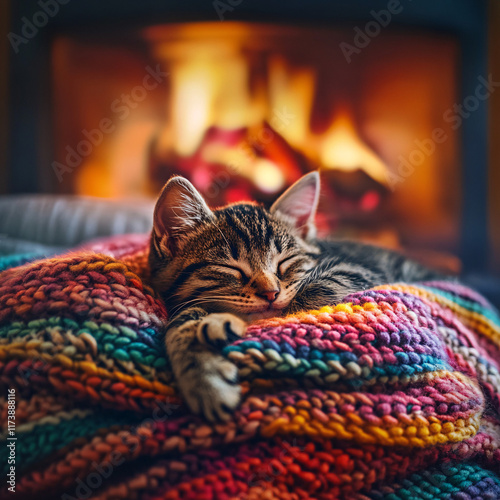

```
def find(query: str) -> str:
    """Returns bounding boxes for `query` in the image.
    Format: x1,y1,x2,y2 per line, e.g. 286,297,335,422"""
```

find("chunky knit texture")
1,235,500,500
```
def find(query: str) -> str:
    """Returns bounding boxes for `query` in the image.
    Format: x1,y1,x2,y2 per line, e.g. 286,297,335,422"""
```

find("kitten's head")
149,172,321,320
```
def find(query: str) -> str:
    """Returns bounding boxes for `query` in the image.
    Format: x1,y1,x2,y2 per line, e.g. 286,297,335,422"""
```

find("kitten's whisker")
168,297,232,317
215,221,231,252
169,296,254,317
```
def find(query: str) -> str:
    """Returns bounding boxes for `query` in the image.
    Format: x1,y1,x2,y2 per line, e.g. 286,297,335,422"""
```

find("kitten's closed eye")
211,264,250,284
277,254,302,278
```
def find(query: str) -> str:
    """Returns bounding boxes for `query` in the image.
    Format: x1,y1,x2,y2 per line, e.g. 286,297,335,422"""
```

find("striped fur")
149,173,441,420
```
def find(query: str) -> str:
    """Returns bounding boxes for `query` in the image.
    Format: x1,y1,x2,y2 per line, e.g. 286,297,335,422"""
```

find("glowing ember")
253,159,286,193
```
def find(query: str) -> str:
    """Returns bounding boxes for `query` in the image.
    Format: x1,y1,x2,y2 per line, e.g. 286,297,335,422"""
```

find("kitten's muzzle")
256,289,280,302
253,271,281,304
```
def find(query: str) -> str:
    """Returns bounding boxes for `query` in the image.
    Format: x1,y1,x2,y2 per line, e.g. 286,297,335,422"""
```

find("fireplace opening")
51,22,460,271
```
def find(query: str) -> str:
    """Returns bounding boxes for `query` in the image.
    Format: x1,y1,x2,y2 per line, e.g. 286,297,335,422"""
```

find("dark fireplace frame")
6,0,489,273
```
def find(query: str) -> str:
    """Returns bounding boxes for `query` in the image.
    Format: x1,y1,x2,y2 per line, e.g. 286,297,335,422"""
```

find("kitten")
149,172,441,421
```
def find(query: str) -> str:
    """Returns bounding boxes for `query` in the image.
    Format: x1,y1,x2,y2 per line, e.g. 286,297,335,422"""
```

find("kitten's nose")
258,289,280,302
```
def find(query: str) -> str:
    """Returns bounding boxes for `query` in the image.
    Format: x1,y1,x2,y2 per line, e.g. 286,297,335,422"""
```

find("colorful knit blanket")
1,236,500,500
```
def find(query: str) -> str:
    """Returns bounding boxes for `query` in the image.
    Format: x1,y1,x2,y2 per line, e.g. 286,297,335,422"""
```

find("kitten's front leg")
165,307,247,421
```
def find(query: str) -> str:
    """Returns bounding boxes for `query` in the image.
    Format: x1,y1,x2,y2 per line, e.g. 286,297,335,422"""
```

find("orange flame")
318,107,389,185
150,23,390,189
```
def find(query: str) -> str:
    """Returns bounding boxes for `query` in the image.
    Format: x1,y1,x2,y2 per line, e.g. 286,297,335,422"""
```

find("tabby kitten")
149,172,440,421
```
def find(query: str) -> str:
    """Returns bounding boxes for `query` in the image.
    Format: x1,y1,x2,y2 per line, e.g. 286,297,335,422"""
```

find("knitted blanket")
1,236,500,500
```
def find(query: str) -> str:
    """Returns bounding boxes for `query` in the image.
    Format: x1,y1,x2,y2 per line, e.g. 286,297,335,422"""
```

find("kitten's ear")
270,171,320,240
153,176,213,256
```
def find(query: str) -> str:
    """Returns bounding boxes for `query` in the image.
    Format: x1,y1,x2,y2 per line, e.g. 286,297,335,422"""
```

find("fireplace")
5,0,497,277
49,22,461,267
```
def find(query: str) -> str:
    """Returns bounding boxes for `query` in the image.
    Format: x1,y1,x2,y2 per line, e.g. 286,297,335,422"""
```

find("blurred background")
0,0,499,303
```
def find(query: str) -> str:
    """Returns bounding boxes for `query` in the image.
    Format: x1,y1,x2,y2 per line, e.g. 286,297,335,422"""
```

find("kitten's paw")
180,351,241,422
196,313,246,349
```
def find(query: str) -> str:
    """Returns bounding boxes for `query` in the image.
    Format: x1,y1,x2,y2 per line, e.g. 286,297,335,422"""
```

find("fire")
253,159,286,193
146,22,389,191
170,55,264,157
69,22,391,199
268,55,316,151
149,23,266,157
319,107,389,186
52,22,462,268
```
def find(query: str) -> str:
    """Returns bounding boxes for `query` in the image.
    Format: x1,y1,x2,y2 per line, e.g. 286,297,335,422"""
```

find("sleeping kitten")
149,172,441,421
